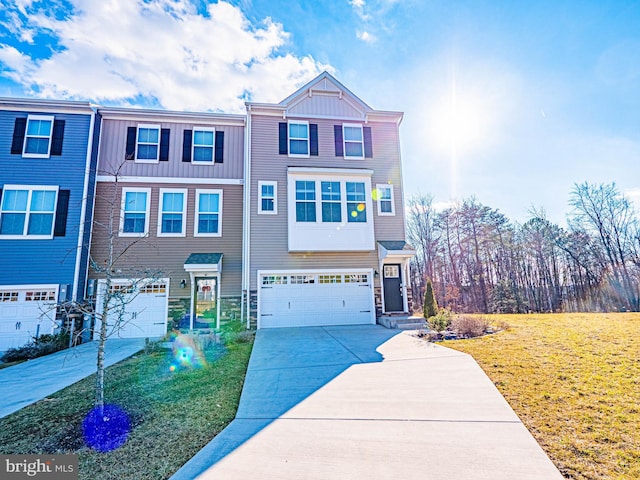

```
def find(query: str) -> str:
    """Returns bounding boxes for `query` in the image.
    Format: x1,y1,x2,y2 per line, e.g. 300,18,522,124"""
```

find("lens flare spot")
83,404,130,452
371,188,380,201
169,365,176,372
170,333,207,370
350,210,358,218
357,203,365,212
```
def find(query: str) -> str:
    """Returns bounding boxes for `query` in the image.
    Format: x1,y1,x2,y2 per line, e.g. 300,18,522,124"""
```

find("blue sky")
1,0,639,225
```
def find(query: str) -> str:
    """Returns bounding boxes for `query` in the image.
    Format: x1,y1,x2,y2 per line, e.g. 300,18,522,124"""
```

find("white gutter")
72,107,97,302
242,104,253,328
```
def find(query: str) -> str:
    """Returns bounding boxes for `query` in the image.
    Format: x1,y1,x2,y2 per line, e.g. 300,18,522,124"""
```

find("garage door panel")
259,272,374,328
0,287,58,351
95,279,168,339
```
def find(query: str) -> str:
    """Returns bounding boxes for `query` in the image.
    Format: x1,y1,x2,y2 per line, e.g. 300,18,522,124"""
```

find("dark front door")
383,264,403,312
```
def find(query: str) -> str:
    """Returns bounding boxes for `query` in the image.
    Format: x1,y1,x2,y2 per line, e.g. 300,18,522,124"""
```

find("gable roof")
246,71,403,124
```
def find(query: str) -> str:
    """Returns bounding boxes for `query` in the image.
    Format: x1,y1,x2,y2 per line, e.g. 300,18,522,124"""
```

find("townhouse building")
0,99,100,350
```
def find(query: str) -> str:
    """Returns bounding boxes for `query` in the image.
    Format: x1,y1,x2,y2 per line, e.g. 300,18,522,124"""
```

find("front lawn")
443,313,640,480
0,329,254,480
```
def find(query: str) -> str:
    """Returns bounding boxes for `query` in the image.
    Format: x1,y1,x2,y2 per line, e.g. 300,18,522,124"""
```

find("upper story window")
258,181,277,215
23,115,54,158
288,121,309,156
279,122,318,157
343,124,364,159
158,188,187,237
295,181,316,222
10,116,65,158
120,188,150,236
334,124,373,159
376,184,395,216
195,189,222,237
136,124,160,162
346,182,367,222
193,128,215,163
0,185,58,239
321,181,341,223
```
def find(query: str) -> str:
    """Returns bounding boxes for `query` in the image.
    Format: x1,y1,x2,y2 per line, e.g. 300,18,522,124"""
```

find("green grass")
443,313,640,480
0,331,254,480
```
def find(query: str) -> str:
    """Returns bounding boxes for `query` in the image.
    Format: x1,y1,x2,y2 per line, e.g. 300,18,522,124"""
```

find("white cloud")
357,30,376,43
0,0,329,112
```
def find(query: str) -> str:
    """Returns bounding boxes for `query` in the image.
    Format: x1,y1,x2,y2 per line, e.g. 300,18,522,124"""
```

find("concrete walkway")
0,338,145,418
171,325,563,480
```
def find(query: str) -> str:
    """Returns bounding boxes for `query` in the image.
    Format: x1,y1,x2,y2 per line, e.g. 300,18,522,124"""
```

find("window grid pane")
289,123,309,155
123,191,148,233
137,127,160,160
193,129,214,162
197,192,221,234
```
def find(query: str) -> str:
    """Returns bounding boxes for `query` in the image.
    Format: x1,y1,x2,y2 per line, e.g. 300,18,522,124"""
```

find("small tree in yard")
423,279,439,319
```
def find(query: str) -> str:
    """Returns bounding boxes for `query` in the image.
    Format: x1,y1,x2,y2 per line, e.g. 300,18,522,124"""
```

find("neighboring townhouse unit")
244,72,415,328
88,107,245,338
0,98,100,350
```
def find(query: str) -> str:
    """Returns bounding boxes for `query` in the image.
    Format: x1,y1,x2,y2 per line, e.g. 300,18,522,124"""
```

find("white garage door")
94,279,168,339
259,271,374,328
0,286,58,351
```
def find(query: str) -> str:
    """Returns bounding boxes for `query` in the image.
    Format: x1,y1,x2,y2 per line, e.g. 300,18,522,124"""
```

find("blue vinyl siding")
0,109,94,297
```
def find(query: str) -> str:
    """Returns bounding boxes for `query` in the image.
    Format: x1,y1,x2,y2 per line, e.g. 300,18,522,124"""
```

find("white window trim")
135,124,160,163
192,126,216,165
258,181,278,215
119,187,151,237
23,115,54,159
376,184,396,216
343,123,364,160
320,180,342,223
194,188,223,237
0,184,59,240
157,188,187,237
288,120,310,158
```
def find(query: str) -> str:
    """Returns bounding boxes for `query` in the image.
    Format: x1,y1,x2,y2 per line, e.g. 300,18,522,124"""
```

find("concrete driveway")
0,338,145,418
172,325,563,480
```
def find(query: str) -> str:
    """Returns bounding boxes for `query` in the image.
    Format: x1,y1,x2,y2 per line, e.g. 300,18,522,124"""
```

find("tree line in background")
408,182,640,314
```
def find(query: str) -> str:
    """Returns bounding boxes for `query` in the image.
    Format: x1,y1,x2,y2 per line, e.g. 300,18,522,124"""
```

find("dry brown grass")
444,313,640,480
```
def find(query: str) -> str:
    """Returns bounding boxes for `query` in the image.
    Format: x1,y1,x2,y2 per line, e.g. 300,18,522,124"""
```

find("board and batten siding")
89,182,243,298
248,114,407,290
97,119,244,179
0,109,93,291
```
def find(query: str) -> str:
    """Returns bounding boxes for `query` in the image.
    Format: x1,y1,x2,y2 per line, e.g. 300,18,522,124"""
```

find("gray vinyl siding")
89,182,243,298
0,108,94,292
98,119,244,179
248,114,407,289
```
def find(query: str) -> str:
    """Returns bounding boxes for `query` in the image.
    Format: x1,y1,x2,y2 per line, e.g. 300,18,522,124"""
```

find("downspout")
72,107,97,302
242,105,252,329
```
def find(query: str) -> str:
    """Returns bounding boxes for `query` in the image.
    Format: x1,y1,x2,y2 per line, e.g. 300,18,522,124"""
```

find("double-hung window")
0,186,58,238
258,181,277,214
321,181,341,223
192,128,215,163
120,188,150,236
288,121,309,156
376,184,395,215
295,181,316,222
23,115,54,158
158,189,187,236
343,124,364,159
346,182,367,222
136,124,160,162
195,189,222,236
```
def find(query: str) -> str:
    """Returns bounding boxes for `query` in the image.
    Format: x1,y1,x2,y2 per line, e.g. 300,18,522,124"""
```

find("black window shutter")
125,127,136,160
50,120,65,156
214,131,224,163
310,124,318,156
363,126,373,158
11,118,27,154
182,130,192,162
278,122,288,155
159,128,170,161
334,125,343,157
54,190,70,237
